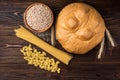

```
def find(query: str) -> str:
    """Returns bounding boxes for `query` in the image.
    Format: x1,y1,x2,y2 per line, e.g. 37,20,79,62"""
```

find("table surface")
0,0,120,80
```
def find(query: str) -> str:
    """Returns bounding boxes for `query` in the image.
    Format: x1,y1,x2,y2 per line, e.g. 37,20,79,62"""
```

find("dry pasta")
20,44,61,73
15,26,73,65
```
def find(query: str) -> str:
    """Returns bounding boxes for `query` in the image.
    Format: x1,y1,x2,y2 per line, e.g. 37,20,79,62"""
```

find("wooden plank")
0,47,120,64
0,64,120,80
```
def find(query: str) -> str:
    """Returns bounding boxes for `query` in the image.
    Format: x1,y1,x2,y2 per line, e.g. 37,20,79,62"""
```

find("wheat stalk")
97,37,105,59
51,25,55,46
97,27,117,59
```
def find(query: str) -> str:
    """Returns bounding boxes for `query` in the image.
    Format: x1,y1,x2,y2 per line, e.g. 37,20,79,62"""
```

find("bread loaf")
56,3,105,54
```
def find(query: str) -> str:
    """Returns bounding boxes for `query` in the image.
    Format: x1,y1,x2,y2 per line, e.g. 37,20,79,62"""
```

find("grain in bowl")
24,3,54,32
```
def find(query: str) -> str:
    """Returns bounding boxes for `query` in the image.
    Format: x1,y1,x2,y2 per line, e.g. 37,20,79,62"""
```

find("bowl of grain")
24,3,54,32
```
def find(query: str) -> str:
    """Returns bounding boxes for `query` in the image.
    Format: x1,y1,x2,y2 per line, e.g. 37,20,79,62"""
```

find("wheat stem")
51,25,55,46
106,28,116,47
97,37,105,59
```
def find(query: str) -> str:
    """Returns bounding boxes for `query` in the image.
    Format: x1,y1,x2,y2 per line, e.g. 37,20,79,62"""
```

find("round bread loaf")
56,3,105,54
24,3,53,32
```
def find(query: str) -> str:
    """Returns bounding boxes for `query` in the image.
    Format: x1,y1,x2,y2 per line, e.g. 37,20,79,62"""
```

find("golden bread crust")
56,3,105,54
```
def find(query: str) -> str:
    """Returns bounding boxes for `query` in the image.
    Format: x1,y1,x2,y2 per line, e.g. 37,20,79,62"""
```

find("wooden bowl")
24,3,54,32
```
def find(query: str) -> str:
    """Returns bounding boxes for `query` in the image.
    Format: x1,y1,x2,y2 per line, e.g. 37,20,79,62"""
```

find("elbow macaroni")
20,44,61,73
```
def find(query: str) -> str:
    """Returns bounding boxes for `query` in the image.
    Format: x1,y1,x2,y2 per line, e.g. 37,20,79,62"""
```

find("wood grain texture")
0,0,120,80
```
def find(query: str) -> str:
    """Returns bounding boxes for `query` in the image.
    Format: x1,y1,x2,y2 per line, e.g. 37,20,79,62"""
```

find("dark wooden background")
0,0,120,80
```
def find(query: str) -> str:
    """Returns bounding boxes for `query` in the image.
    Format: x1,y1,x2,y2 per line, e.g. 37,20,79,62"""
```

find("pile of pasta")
20,44,61,73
